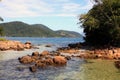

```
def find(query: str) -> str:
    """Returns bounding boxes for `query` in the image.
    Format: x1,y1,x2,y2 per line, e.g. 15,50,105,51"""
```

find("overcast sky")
0,0,94,34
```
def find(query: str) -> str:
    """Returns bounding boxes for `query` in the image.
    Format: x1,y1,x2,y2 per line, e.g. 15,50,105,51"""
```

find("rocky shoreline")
1,40,120,72
0,40,32,51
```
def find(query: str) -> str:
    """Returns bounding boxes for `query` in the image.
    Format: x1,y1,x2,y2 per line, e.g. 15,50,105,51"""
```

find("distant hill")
56,30,82,37
0,21,82,37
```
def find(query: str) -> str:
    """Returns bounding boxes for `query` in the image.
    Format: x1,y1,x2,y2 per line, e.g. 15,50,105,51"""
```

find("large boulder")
0,41,25,51
53,56,67,65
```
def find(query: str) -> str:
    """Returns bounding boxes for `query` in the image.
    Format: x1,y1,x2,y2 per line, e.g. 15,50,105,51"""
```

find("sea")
0,37,85,80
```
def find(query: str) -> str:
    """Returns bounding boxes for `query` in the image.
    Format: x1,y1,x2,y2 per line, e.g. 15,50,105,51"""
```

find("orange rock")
44,58,54,65
53,56,67,65
29,66,37,72
32,51,39,56
25,41,31,45
40,51,49,56
19,55,33,64
35,61,46,68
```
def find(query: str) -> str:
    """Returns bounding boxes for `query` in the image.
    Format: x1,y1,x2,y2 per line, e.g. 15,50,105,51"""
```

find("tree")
79,0,120,47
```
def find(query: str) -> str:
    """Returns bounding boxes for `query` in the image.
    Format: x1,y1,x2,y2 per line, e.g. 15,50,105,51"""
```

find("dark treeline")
79,0,120,47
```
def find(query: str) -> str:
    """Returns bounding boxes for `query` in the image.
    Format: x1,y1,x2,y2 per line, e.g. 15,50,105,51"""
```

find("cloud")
62,3,81,12
0,0,93,17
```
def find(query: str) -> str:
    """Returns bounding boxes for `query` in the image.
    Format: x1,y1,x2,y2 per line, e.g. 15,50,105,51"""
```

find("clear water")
0,37,85,80
6,37,84,46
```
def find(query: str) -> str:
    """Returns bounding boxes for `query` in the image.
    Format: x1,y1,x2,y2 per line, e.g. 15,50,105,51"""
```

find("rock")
19,55,33,64
44,58,54,65
65,56,71,60
29,66,37,72
32,51,39,56
25,41,31,44
17,42,24,51
45,44,52,47
68,42,81,49
40,51,49,56
0,41,28,51
53,56,67,65
58,49,80,54
35,61,46,68
114,61,120,69
24,41,32,49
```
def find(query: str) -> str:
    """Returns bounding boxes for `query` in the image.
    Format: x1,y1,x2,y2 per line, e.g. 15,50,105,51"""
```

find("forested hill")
0,21,82,37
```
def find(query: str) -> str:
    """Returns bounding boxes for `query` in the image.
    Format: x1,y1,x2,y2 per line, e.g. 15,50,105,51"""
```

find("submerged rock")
29,66,37,72
114,61,120,69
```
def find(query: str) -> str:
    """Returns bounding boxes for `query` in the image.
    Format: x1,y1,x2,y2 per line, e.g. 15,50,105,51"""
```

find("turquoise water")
0,37,84,80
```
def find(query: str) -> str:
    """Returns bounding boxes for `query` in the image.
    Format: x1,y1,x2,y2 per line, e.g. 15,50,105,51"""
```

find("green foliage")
80,0,120,47
0,38,7,41
0,21,82,37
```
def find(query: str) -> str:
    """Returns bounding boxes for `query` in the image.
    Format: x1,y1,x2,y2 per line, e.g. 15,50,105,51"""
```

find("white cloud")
0,0,93,17
62,3,81,12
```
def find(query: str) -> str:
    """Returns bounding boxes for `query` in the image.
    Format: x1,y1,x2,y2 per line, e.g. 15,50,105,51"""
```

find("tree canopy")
79,0,120,47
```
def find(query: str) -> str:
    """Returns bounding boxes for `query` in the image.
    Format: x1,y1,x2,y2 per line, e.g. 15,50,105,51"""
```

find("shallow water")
0,57,84,80
0,37,85,80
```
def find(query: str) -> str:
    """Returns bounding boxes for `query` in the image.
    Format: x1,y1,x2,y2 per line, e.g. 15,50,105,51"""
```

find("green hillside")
0,21,82,37
56,30,82,37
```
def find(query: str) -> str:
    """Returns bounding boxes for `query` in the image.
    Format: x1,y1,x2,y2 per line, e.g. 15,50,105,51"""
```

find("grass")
0,38,7,41
82,59,120,80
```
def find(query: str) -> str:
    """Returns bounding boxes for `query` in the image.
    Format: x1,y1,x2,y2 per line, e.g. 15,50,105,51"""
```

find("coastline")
0,38,120,80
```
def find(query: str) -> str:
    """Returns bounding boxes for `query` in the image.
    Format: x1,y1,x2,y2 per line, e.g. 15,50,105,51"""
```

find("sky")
0,0,94,34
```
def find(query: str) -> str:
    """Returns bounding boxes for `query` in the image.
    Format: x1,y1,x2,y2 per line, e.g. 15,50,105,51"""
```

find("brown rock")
32,51,39,56
40,51,49,56
35,61,46,68
19,55,33,64
114,61,120,69
29,66,37,72
65,56,71,60
25,41,31,45
53,56,67,65
44,58,54,65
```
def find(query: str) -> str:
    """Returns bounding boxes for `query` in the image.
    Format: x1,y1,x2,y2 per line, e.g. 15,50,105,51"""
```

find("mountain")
56,30,82,37
0,21,82,37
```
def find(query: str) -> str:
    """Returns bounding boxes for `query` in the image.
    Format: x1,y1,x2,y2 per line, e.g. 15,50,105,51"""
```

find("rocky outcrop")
0,40,32,51
57,47,80,54
77,48,120,60
53,56,67,65
18,51,68,72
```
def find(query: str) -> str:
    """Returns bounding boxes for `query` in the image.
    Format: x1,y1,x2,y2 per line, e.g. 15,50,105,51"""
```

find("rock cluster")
18,51,69,72
78,48,120,60
0,41,32,51
57,47,80,54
